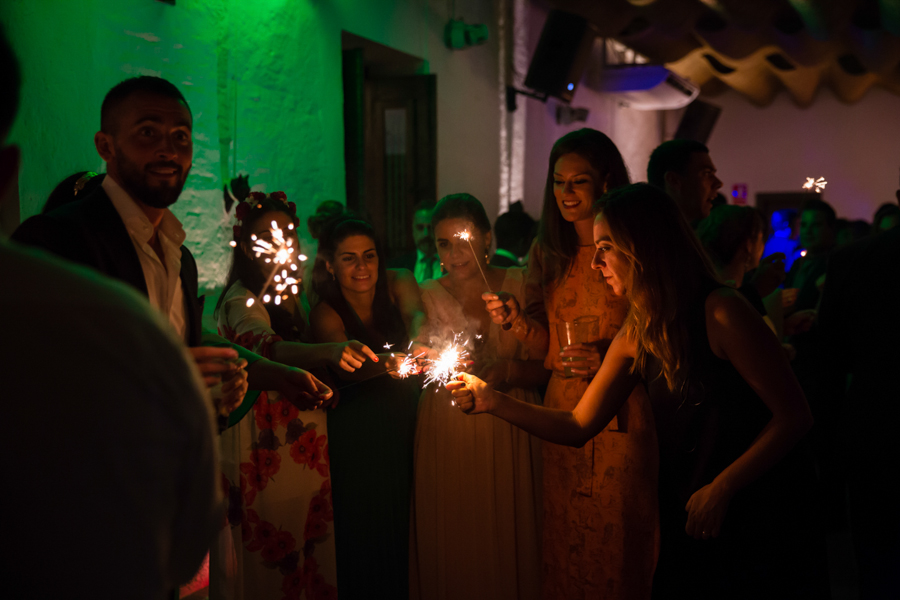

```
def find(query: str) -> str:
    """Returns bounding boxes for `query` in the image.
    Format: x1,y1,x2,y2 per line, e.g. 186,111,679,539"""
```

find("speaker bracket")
506,86,548,112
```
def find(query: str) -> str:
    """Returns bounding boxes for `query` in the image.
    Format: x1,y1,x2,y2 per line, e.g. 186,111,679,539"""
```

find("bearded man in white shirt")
14,76,332,415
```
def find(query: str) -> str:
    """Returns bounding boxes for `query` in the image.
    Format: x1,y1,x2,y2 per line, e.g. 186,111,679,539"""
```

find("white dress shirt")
104,175,188,341
414,249,442,283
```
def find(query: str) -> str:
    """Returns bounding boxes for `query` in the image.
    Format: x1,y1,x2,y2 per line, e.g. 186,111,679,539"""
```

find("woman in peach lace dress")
490,129,659,599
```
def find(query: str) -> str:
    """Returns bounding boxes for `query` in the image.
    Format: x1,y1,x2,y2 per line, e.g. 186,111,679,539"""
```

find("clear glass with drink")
556,316,600,378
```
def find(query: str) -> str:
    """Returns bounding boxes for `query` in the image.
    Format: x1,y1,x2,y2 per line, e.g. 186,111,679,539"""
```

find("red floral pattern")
219,299,336,597
290,429,327,471
246,520,277,552
274,400,299,428
261,529,296,563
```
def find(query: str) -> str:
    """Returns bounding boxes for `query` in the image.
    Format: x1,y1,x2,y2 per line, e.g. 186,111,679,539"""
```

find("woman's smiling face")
327,234,379,293
434,217,490,280
553,152,602,224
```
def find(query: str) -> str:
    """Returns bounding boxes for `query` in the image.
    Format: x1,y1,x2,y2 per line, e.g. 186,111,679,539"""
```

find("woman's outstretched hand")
684,480,733,540
445,373,495,415
277,366,334,410
482,292,520,326
329,340,379,372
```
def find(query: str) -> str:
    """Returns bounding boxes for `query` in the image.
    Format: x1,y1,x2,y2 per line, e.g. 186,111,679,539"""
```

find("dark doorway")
342,32,437,261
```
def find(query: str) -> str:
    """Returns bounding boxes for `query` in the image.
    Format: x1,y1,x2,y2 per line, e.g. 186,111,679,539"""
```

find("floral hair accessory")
231,190,296,244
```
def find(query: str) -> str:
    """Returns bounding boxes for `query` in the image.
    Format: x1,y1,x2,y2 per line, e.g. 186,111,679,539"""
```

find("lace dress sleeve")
217,282,283,359
524,241,549,329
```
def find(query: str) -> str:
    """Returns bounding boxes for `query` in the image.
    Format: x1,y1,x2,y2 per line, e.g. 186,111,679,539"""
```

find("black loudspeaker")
524,10,595,103
674,100,721,144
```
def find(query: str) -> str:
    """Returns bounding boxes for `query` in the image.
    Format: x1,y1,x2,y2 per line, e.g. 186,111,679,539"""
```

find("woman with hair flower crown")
214,191,381,599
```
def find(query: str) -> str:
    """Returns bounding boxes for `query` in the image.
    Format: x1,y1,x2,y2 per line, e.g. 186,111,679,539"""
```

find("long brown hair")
596,183,720,391
537,128,630,287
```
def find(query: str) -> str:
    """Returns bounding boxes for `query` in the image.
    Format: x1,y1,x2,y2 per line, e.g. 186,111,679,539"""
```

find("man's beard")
416,237,436,256
116,148,188,209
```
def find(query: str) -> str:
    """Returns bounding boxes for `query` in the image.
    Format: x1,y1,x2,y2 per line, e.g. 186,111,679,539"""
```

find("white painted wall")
706,86,900,221
2,0,502,294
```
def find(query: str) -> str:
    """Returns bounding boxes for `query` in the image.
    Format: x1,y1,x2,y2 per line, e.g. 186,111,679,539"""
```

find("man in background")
647,139,723,225
389,199,441,282
491,200,535,267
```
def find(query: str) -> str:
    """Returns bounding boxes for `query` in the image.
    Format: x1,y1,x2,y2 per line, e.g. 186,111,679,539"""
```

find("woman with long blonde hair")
460,183,827,598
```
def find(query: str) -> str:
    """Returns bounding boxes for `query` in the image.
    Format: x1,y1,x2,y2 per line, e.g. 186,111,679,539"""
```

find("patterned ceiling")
550,0,900,106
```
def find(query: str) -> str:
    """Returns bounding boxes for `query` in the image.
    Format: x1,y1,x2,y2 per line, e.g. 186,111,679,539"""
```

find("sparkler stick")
336,352,425,390
455,230,491,291
456,230,513,330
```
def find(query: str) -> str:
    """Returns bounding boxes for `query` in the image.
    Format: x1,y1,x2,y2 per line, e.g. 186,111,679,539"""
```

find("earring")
331,272,335,281
485,252,490,264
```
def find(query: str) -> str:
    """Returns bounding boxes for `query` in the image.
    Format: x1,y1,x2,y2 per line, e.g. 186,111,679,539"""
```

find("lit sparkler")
396,354,422,378
243,221,306,307
455,230,492,291
802,177,827,194
422,334,470,388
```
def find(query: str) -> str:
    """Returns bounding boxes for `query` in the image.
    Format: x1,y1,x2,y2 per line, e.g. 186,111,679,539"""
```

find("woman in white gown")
410,193,549,600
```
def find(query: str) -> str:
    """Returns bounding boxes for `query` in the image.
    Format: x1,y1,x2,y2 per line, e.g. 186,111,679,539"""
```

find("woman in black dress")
449,183,828,598
310,216,425,599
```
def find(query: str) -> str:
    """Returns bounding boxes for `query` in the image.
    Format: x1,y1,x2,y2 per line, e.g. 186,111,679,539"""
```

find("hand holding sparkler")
272,365,334,410
383,352,425,379
482,291,520,328
328,340,380,373
455,229,514,331
446,373,496,415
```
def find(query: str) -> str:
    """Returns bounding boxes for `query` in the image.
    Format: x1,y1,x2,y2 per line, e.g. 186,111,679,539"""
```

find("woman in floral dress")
214,192,380,599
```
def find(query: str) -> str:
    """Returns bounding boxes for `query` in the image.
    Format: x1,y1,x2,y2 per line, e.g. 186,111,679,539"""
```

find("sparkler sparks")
802,177,827,193
396,354,422,378
244,221,307,307
422,335,470,388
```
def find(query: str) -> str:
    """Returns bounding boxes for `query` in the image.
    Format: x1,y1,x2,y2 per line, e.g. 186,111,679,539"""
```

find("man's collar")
103,175,186,246
416,248,436,261
494,248,521,264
